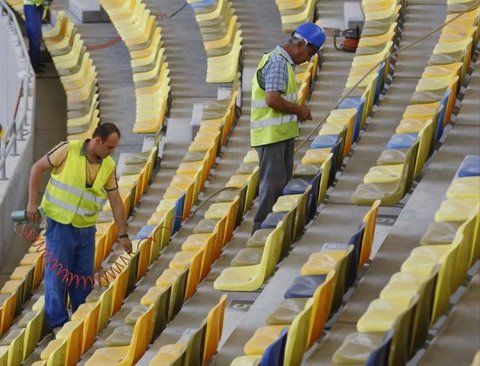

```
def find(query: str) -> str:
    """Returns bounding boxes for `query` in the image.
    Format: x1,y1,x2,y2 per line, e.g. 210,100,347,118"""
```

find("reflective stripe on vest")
44,191,98,217
250,51,299,147
49,177,107,207
250,92,298,109
250,113,297,130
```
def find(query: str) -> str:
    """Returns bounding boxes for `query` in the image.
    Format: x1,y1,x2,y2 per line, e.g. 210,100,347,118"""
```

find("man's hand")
296,105,312,122
26,201,39,223
119,237,133,254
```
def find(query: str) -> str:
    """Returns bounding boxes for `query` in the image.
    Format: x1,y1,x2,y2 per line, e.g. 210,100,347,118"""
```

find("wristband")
119,233,129,239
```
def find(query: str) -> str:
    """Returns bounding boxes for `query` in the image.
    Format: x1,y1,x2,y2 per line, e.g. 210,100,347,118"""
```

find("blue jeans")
24,5,43,68
45,218,96,330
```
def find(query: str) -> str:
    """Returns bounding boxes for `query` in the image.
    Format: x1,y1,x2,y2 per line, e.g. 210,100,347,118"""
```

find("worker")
251,22,326,233
23,0,50,72
26,123,132,331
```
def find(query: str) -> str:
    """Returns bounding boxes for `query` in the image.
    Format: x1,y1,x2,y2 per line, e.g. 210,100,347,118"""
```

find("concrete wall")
0,11,35,267
0,15,22,132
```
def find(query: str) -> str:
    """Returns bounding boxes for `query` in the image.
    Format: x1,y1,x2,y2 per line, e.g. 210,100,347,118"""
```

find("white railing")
0,0,35,180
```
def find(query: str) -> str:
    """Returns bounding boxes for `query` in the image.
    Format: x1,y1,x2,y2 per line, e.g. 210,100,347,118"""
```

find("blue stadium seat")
190,0,216,9
366,330,394,366
261,212,287,229
458,155,480,177
338,97,365,141
260,329,288,366
284,275,327,298
136,225,155,240
311,135,338,149
386,133,418,150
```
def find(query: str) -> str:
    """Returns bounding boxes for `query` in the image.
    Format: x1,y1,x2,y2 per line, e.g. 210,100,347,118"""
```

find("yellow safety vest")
250,51,299,147
41,140,115,228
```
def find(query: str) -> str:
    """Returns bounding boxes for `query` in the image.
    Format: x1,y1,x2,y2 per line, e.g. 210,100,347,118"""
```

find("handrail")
0,0,36,180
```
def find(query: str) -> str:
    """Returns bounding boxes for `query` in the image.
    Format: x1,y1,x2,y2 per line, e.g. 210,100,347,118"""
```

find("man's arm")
265,91,312,121
107,189,133,253
27,155,52,222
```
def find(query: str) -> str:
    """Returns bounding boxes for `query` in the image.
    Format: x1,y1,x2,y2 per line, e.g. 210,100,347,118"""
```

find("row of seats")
352,2,480,206
229,201,380,366
188,0,243,83
332,154,480,365
0,138,159,365
274,0,317,33
74,84,241,365
299,0,405,184
99,0,171,134
212,0,405,293
43,11,100,140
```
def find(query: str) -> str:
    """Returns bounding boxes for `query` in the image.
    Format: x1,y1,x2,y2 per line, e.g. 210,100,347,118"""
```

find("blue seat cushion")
338,97,364,109
386,133,418,150
284,275,327,298
190,0,216,8
311,134,338,149
136,225,155,240
282,178,309,195
261,212,287,229
458,155,480,177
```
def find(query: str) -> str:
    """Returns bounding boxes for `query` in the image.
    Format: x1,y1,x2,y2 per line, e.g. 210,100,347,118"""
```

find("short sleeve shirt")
259,46,296,94
47,140,118,191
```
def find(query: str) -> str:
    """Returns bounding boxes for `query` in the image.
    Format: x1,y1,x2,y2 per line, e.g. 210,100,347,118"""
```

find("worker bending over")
27,123,132,332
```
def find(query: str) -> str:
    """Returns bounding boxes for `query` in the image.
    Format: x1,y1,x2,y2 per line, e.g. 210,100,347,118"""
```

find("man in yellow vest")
23,0,51,72
26,123,132,331
251,23,326,232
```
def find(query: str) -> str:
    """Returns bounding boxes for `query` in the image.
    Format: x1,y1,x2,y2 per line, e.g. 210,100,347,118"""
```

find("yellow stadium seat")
84,305,154,365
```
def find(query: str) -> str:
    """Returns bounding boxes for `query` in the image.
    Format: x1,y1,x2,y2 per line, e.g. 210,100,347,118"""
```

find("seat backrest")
283,302,313,366
280,208,296,256
402,139,420,195
24,307,45,358
203,294,228,365
330,246,354,314
260,328,288,366
293,185,312,239
431,238,462,323
308,271,336,346
82,299,101,353
411,268,439,354
388,294,419,366
185,250,203,300
126,250,140,295
0,293,16,334
347,224,365,283
112,263,130,315
359,199,381,267
171,268,189,320
366,330,394,366
46,339,68,366
414,118,435,176
181,322,207,366
318,153,333,204
153,285,172,339
98,283,114,331
254,226,283,283
125,304,155,365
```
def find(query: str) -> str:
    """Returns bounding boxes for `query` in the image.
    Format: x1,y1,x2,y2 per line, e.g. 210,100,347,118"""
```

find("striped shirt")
258,46,296,94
